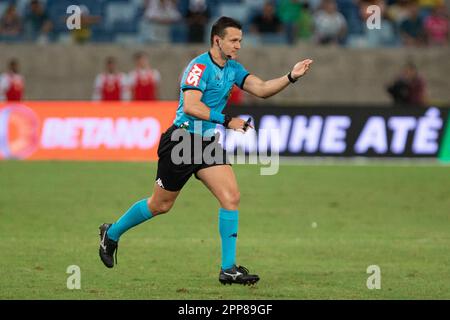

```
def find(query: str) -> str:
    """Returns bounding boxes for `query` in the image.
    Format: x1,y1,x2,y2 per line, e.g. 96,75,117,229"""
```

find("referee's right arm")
183,90,249,131
183,89,211,120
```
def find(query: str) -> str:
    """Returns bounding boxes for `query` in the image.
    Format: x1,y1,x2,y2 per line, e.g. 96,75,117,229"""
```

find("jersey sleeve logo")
185,64,206,87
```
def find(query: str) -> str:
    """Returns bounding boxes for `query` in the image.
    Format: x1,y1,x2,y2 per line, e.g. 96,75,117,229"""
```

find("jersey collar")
208,51,226,70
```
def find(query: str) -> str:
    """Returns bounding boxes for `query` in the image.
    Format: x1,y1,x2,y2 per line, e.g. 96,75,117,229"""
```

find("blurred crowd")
0,52,247,104
0,0,441,106
92,52,161,102
0,53,163,102
0,53,427,106
0,0,448,47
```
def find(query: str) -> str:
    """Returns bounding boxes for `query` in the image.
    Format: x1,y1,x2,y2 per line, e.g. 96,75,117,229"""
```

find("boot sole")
219,278,259,286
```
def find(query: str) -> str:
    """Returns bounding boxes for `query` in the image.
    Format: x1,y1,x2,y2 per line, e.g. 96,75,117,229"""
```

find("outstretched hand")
291,59,313,80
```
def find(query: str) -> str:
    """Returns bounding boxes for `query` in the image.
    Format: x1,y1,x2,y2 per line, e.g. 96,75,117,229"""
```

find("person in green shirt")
277,0,302,44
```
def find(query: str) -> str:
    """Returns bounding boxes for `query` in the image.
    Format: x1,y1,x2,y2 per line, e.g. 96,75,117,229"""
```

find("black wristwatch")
287,71,298,83
223,114,232,128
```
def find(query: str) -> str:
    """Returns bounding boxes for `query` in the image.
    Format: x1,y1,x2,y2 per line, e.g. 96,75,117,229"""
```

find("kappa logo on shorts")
185,64,206,87
156,178,165,189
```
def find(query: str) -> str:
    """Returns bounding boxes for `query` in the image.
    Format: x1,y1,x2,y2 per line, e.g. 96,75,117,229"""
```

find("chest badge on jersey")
179,121,190,129
186,64,206,87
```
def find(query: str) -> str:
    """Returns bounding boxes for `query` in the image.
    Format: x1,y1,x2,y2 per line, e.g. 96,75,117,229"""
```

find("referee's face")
221,27,242,60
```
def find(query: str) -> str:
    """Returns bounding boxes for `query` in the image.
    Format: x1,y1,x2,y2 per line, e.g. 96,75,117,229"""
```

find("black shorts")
156,125,230,191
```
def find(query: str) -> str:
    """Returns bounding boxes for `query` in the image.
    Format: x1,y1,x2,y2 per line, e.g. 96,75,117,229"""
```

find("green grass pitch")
0,161,449,299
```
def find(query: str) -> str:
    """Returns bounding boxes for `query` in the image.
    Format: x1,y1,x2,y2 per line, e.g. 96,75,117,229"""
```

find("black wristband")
287,71,298,83
223,114,232,128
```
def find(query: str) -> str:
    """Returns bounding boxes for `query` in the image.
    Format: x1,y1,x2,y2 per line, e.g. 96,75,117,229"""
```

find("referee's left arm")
243,59,313,99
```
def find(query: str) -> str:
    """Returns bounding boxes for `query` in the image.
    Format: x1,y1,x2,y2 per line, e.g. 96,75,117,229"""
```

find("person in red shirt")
424,4,449,46
128,51,161,101
0,59,24,101
92,57,128,101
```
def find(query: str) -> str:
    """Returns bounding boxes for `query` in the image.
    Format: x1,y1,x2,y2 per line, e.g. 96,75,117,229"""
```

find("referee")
99,16,313,285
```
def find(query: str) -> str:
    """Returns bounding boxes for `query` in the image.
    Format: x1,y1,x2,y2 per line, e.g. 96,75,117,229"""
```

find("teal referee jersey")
174,52,249,136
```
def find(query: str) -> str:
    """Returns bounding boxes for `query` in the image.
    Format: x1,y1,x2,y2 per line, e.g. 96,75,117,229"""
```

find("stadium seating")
0,2,8,17
217,2,250,27
104,1,139,33
2,0,443,47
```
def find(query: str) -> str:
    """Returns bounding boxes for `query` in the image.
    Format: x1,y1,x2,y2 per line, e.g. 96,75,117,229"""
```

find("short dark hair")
8,58,18,68
210,16,242,46
106,56,116,65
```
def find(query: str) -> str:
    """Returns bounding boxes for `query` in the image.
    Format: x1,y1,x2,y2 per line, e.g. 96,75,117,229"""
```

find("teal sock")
107,198,153,241
219,208,239,270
